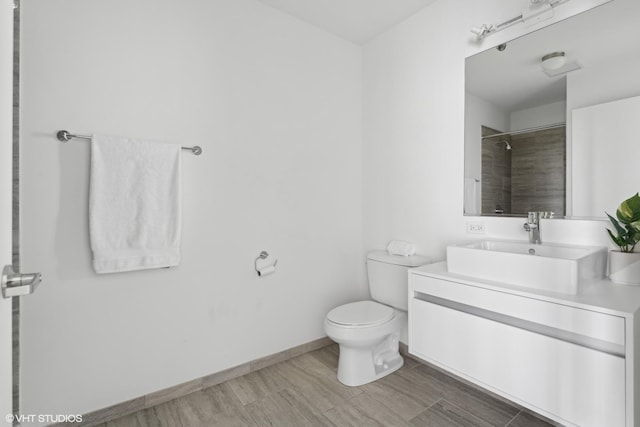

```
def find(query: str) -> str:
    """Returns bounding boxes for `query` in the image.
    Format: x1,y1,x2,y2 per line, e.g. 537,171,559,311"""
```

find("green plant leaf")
606,212,635,251
629,221,640,247
617,193,640,224
607,228,624,247
607,212,627,237
606,195,640,252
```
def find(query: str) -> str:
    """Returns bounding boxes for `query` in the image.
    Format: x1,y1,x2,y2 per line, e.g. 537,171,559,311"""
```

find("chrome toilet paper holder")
255,251,278,276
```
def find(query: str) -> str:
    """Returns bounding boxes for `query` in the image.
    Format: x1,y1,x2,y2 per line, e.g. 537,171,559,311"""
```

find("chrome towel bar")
56,130,203,155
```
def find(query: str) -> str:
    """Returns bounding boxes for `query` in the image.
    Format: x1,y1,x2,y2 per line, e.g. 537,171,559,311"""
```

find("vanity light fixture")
541,51,566,70
470,24,495,39
471,0,570,40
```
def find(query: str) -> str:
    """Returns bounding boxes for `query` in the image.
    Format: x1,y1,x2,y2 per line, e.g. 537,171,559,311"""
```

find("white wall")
362,0,615,263
19,0,365,420
510,100,566,130
567,55,640,112
572,96,640,218
464,92,508,180
565,37,640,217
463,93,509,215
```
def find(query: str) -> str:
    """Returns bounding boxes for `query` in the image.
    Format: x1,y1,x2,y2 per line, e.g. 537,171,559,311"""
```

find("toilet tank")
367,251,430,311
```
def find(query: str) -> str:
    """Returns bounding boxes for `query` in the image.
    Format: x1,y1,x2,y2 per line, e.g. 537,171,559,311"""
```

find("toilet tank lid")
367,251,430,267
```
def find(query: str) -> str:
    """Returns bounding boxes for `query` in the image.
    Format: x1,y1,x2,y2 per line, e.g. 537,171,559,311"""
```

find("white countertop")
411,261,640,317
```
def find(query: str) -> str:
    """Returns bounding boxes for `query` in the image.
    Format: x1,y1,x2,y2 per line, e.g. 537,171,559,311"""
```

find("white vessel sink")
446,240,607,294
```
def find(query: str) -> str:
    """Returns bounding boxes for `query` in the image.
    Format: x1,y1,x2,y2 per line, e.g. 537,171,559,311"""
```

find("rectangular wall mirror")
464,0,640,219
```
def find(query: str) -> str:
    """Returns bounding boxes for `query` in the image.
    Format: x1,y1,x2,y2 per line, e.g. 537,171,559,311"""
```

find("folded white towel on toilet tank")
89,134,182,274
386,240,416,256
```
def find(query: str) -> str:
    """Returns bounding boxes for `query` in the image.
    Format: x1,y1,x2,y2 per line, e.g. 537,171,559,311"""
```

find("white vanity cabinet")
409,262,640,427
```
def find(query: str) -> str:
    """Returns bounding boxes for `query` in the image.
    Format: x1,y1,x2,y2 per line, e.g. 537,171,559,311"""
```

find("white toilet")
324,251,430,386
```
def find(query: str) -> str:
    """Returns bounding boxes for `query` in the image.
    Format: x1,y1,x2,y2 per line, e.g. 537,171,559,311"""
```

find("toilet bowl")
325,300,405,386
324,251,430,387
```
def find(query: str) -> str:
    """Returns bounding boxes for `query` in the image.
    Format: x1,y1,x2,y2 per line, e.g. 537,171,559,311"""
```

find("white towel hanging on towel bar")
89,134,182,273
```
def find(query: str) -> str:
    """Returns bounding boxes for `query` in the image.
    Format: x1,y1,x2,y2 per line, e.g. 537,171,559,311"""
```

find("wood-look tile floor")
99,345,556,427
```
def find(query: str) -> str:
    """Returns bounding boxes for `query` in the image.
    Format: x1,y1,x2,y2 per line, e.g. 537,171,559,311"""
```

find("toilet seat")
326,301,394,327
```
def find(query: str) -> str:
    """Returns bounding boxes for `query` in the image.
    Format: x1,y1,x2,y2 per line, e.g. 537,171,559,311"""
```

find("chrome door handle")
1,265,42,298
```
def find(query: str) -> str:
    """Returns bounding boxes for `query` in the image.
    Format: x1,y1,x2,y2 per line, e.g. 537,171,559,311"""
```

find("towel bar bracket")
56,130,73,142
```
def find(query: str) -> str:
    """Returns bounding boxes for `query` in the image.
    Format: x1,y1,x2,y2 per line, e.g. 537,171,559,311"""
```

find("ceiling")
256,0,438,44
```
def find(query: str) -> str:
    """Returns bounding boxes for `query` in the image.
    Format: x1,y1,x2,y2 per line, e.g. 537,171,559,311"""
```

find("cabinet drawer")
409,298,625,427
410,273,625,350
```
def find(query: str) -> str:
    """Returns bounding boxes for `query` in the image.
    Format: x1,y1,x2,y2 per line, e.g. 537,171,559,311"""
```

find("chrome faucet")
523,212,541,244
